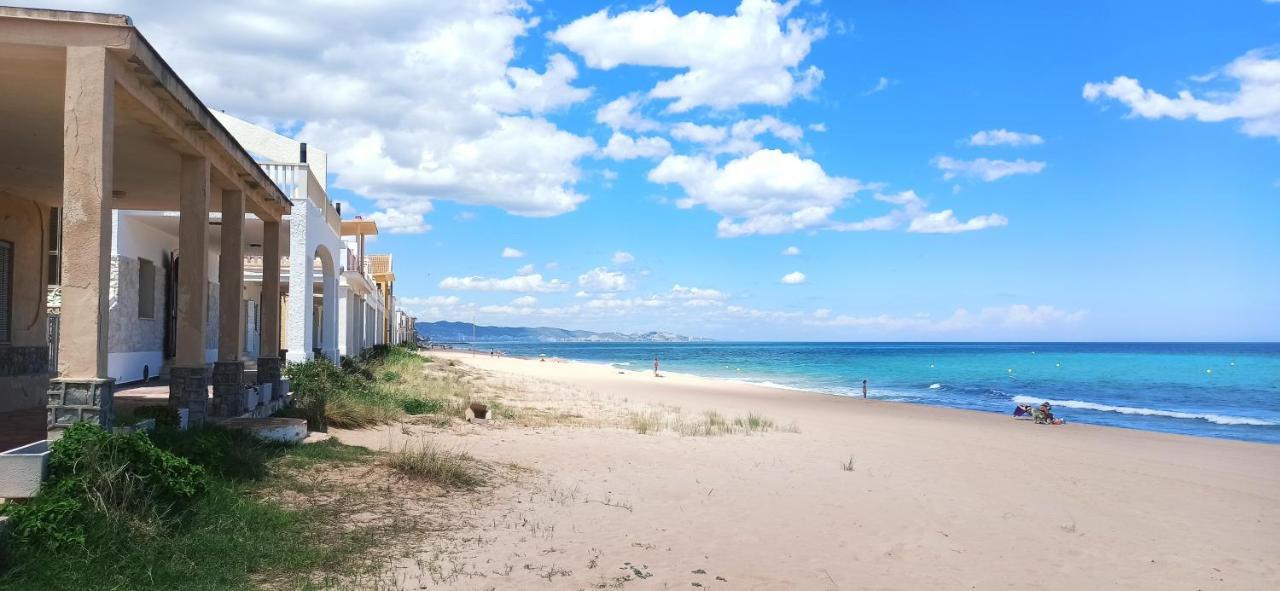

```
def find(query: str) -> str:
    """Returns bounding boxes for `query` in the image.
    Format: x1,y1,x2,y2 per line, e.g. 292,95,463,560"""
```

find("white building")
338,219,385,357
93,112,394,386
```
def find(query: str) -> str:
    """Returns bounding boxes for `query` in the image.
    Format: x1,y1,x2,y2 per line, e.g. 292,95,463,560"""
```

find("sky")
33,1,1280,341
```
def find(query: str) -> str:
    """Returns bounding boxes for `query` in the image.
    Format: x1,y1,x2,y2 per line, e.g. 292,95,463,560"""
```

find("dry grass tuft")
388,438,485,488
626,408,797,436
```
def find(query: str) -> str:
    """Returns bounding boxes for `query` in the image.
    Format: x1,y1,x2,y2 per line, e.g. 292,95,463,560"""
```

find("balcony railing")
260,162,341,235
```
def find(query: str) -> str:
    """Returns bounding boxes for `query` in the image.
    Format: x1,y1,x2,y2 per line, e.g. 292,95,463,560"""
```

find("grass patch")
626,409,798,436
285,345,474,430
0,425,384,590
388,438,484,488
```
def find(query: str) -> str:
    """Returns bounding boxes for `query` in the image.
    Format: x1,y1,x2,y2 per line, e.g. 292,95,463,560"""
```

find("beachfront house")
0,7,411,448
337,218,388,357
0,8,293,448
367,254,398,346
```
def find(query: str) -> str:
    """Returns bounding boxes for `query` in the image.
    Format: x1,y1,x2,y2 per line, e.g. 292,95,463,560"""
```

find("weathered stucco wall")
0,196,50,414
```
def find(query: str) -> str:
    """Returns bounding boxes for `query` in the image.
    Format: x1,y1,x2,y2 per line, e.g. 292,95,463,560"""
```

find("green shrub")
2,424,206,550
285,358,352,431
339,355,374,381
132,405,181,429
148,426,284,481
401,398,442,415
49,424,206,509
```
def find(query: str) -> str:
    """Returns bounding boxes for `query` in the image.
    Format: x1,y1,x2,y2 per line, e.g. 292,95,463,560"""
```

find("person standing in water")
653,355,661,377
862,379,868,398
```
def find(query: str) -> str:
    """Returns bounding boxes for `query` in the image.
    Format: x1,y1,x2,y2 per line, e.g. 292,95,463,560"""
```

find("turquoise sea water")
462,342,1280,444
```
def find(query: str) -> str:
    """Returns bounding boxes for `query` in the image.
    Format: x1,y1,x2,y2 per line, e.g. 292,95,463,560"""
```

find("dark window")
47,206,60,286
0,240,12,343
138,258,155,319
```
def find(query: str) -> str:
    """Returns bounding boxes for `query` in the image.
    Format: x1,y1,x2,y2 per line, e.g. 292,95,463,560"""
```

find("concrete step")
218,417,307,444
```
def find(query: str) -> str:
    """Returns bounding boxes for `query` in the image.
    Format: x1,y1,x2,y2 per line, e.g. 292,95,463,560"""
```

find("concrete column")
169,155,211,425
322,264,338,361
337,290,350,358
286,205,314,363
49,45,116,430
257,219,282,401
212,190,245,417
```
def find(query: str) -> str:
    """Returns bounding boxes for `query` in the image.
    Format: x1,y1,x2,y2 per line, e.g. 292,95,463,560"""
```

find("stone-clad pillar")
168,155,211,426
257,219,283,402
48,45,116,430
212,190,246,417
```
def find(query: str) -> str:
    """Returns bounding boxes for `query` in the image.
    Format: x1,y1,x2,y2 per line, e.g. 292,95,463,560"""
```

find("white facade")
106,211,222,383
337,225,385,358
98,113,396,384
215,112,344,364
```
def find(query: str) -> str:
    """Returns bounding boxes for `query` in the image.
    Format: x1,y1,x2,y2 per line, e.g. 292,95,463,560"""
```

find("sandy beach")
335,351,1280,590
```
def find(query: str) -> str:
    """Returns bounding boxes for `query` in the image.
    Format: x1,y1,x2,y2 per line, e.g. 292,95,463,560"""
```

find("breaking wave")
1011,395,1276,426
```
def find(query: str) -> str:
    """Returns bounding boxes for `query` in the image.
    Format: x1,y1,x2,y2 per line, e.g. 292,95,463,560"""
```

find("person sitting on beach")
1014,402,1064,425
1034,402,1065,425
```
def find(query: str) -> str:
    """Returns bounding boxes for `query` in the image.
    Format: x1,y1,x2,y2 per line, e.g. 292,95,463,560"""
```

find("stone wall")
206,281,219,352
108,254,220,378
107,255,165,354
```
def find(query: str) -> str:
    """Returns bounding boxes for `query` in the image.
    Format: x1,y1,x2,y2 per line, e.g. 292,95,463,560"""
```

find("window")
138,258,155,319
47,206,61,286
0,240,12,343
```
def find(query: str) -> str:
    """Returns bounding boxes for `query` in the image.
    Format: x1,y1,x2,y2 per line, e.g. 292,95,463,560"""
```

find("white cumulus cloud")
1083,48,1280,139
933,156,1046,181
907,210,1009,234
612,251,635,264
667,116,804,156
81,0,603,224
670,122,729,144
552,0,826,112
578,267,634,292
649,149,866,237
439,273,568,293
596,94,662,132
782,246,800,255
501,247,525,259
831,191,1007,235
369,202,433,234
781,271,807,284
601,133,673,160
968,129,1044,147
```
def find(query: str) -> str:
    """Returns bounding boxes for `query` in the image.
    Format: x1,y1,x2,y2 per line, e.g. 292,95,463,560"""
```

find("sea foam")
1011,395,1276,426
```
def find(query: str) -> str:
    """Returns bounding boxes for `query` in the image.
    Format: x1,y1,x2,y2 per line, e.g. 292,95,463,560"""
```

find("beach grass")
626,408,797,436
286,345,476,430
0,426,383,591
387,438,485,488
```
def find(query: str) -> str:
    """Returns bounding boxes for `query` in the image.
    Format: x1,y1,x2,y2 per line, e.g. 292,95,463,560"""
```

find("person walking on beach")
862,379,868,398
654,355,661,377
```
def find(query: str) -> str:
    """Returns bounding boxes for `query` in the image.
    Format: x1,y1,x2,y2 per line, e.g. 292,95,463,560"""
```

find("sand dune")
335,351,1280,590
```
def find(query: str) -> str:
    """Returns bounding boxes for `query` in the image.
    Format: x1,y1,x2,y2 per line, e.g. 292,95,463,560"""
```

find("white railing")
261,162,341,235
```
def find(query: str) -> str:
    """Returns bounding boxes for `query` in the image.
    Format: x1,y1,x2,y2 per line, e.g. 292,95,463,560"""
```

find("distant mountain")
415,321,709,343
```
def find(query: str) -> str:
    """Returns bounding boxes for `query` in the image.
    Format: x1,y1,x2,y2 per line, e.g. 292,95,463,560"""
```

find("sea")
457,342,1280,445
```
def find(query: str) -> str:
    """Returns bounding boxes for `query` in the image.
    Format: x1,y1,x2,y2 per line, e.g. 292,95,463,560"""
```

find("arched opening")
312,244,337,361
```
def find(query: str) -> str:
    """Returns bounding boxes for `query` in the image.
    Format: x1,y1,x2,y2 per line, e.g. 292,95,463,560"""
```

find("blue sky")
45,0,1280,340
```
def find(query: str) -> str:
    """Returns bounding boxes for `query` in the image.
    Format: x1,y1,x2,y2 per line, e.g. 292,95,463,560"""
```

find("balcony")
260,162,341,235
